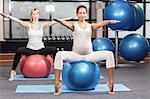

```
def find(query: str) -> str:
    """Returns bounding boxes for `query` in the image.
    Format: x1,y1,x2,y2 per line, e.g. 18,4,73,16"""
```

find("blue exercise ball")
110,0,127,1
62,61,101,90
92,37,115,53
129,4,144,31
119,34,149,61
104,1,135,30
99,0,127,1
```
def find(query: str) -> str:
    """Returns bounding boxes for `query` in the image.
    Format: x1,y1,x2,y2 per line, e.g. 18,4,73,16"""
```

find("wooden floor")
0,53,15,66
0,52,150,66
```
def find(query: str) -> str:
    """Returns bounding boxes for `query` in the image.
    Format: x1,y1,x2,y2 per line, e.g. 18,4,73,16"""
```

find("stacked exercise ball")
92,37,115,53
104,0,144,31
62,61,100,90
129,4,144,31
119,34,149,61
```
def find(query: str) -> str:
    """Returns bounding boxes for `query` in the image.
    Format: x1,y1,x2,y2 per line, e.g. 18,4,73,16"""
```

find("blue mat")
14,74,55,80
15,84,131,93
14,74,104,81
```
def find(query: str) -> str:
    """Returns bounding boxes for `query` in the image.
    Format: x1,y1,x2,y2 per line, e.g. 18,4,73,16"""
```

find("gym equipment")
62,61,101,90
104,1,135,30
93,37,115,53
119,34,149,61
129,4,144,31
20,54,53,78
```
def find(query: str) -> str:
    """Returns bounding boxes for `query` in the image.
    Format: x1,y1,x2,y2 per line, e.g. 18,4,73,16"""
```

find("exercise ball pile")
104,0,144,31
119,34,149,61
20,54,53,78
92,37,115,53
129,4,144,31
62,61,101,90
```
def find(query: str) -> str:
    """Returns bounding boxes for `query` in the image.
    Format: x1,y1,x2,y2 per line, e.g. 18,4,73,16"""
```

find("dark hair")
76,5,87,13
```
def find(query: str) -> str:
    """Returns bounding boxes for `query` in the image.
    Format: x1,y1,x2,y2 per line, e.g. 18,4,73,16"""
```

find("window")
4,0,96,39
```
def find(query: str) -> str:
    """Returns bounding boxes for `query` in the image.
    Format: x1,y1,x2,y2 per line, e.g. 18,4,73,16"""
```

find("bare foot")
54,81,62,96
8,70,16,81
139,61,144,64
108,83,115,95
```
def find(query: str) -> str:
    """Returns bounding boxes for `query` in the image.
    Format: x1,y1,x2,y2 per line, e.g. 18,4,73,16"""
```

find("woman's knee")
106,51,114,58
55,51,65,59
16,47,24,54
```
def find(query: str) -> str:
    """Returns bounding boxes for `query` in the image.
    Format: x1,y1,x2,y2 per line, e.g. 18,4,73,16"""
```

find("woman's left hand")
0,12,5,17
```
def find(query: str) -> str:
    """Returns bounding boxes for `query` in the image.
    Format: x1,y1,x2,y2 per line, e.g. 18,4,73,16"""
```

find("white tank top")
72,22,93,55
26,23,45,50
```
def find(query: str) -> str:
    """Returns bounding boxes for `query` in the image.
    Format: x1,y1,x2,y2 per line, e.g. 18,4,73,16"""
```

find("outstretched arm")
0,12,30,28
91,20,120,30
43,16,75,29
42,20,56,29
53,17,74,31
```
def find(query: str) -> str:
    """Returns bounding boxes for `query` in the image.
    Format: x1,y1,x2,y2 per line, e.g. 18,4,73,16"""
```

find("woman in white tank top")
53,5,120,95
0,8,72,81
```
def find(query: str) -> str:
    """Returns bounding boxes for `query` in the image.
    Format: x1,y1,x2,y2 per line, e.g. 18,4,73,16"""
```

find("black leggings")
12,46,57,70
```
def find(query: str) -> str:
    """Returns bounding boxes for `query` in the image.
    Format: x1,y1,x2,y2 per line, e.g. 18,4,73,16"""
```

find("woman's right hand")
53,18,60,22
0,12,6,17
0,12,3,15
53,17,74,31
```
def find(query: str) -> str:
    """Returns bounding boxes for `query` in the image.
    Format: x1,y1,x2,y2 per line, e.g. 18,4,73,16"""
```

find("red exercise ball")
20,54,53,78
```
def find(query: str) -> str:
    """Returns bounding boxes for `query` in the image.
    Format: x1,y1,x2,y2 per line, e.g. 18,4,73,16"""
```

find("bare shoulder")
90,23,95,27
91,22,96,26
